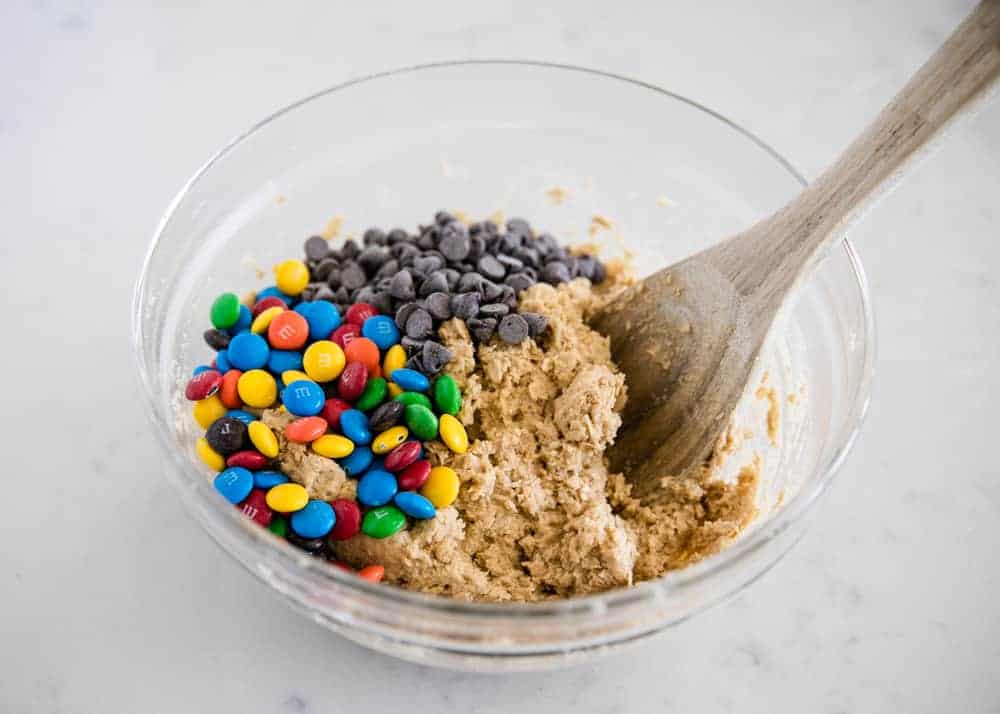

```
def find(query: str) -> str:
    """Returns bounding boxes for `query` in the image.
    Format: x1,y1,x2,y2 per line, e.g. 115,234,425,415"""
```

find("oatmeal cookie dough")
262,409,357,503
331,265,759,601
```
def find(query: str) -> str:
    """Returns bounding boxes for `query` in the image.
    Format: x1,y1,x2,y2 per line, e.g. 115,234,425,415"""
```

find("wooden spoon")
593,1,1000,486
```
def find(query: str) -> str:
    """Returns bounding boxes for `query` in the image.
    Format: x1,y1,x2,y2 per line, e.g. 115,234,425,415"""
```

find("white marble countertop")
2,1,998,711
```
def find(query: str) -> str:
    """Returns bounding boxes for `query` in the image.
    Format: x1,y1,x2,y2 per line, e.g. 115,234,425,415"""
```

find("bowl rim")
132,59,876,619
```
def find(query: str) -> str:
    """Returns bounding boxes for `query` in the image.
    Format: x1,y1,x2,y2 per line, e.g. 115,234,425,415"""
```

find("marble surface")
2,1,998,711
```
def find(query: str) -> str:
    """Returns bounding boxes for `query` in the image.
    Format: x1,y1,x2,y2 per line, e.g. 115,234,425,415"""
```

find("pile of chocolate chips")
298,212,607,375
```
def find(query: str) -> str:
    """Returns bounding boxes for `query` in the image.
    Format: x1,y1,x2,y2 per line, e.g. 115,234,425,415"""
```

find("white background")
2,1,998,712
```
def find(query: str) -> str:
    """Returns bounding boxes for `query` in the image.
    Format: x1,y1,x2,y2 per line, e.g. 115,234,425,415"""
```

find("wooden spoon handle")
721,0,1000,304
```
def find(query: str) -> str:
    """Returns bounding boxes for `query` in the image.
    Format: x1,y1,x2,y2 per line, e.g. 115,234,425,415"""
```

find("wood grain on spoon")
593,1,1000,486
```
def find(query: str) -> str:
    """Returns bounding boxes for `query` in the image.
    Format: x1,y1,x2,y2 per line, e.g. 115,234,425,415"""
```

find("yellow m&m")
438,414,468,454
303,340,345,382
281,369,311,386
311,434,355,458
248,421,279,458
266,483,309,513
274,259,310,296
195,437,225,471
382,344,406,378
421,466,459,508
237,369,277,408
193,394,227,429
250,305,285,334
372,426,408,454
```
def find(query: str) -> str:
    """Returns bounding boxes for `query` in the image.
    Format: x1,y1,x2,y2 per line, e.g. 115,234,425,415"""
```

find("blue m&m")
282,380,325,417
339,409,372,445
290,500,336,538
357,469,397,508
227,333,270,370
390,368,430,392
214,467,254,504
296,301,341,341
361,315,401,350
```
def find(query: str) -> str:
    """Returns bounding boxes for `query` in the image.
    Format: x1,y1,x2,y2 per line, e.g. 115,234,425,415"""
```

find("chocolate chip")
413,254,444,274
467,235,486,262
496,254,524,272
339,261,366,290
499,233,522,254
392,242,419,262
314,291,335,305
401,336,425,355
363,228,386,246
358,247,388,276
512,247,539,268
439,223,470,262
484,235,501,254
205,417,247,455
477,254,506,281
405,308,434,339
304,235,330,262
435,210,455,225
416,231,436,250
425,292,452,321
375,259,399,280
467,317,497,342
575,255,596,281
204,329,231,351
481,280,504,302
314,257,339,282
450,292,480,320
421,341,453,374
480,303,509,319
353,286,378,307
522,312,548,337
419,271,449,297
389,270,415,301
369,400,405,432
592,260,607,283
371,291,393,315
442,268,460,291
506,217,532,237
405,354,425,372
545,246,568,264
498,314,529,344
542,261,571,285
340,239,360,260
312,285,336,303
535,233,558,256
330,286,349,304
395,302,419,330
500,285,517,309
505,272,535,293
387,228,409,245
457,272,483,294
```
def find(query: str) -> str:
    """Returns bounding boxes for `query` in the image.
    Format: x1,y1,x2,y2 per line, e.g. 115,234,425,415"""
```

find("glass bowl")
132,61,874,672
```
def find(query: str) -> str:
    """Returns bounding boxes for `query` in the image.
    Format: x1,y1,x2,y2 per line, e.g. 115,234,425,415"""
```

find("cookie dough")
322,264,760,601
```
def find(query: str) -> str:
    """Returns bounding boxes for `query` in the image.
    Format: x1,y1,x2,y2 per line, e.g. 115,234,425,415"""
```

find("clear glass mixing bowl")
132,61,874,672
